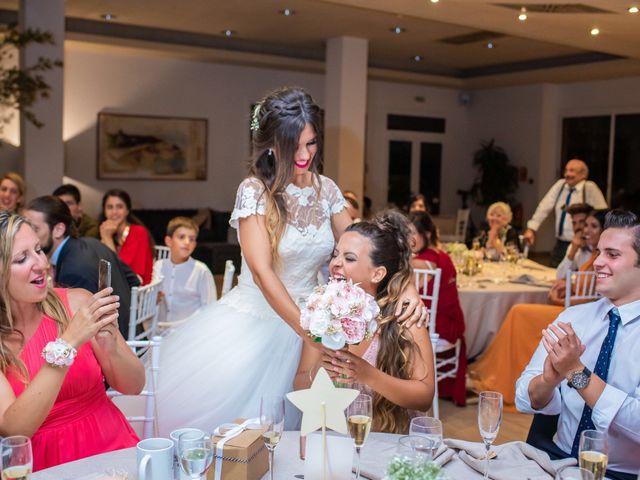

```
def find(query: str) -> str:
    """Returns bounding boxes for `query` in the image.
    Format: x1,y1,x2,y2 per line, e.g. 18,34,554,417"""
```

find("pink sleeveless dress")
7,289,139,471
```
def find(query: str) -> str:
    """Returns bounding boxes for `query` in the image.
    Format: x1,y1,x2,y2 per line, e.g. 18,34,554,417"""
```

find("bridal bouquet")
299,278,380,350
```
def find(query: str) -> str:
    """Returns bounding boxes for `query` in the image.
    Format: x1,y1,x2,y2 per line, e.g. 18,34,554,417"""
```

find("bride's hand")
395,282,428,328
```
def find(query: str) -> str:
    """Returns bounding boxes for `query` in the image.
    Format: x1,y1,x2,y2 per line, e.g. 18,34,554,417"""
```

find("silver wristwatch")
567,366,592,389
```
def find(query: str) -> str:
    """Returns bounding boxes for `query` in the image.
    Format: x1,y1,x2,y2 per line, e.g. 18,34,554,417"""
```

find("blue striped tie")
570,307,621,457
558,187,576,237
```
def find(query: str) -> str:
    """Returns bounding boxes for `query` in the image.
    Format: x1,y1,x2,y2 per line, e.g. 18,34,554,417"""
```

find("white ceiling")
3,0,640,88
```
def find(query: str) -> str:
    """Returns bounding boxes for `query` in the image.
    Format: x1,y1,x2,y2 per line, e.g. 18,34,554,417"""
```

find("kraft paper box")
208,419,268,480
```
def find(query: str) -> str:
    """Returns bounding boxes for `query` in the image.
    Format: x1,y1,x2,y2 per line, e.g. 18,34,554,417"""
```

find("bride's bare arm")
239,214,306,338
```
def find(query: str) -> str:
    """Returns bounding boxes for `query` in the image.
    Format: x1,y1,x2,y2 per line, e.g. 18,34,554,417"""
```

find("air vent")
493,3,614,14
439,31,506,45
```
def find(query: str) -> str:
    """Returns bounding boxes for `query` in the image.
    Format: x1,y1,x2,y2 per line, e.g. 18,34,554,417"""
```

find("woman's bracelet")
41,338,77,368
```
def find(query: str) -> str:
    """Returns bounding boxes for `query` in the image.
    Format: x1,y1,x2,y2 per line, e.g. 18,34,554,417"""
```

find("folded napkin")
510,274,553,288
358,438,455,480
444,439,576,480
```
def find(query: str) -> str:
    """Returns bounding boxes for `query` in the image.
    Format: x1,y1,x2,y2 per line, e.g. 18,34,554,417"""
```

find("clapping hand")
541,321,585,380
62,288,120,350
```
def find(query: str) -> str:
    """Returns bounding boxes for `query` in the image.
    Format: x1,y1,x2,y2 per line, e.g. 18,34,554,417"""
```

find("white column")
19,0,65,200
323,37,368,210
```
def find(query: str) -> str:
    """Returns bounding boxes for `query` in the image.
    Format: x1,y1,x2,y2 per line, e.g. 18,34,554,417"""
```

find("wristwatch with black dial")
567,366,592,389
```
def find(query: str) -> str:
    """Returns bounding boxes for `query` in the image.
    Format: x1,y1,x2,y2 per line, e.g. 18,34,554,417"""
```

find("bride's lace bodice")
229,175,346,300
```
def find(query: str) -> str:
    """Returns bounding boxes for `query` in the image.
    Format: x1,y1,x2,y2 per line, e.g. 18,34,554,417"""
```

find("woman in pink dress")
99,189,154,284
408,211,467,406
295,210,435,433
0,212,145,471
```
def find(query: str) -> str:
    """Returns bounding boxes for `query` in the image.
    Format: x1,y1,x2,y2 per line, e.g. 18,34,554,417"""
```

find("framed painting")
97,113,207,180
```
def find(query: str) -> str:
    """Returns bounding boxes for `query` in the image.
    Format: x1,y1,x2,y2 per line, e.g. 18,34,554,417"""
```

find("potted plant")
470,139,519,206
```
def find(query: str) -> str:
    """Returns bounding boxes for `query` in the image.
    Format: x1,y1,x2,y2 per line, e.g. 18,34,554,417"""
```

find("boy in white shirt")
153,216,217,326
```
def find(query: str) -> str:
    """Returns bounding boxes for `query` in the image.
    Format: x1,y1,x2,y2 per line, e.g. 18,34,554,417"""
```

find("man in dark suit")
24,195,140,339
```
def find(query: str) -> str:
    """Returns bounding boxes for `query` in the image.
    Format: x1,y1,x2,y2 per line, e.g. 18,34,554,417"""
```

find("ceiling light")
518,7,527,21
222,29,236,37
100,13,115,21
629,5,639,13
390,26,406,34
279,8,295,16
413,55,423,62
590,27,600,36
486,42,495,49
430,0,440,3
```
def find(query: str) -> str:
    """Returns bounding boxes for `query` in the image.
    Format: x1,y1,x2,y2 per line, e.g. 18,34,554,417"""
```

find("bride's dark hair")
249,87,323,262
346,210,422,433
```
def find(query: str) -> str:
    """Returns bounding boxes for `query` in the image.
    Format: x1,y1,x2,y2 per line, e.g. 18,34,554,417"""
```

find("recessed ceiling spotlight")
430,0,440,3
390,26,406,34
279,8,295,16
590,27,600,36
413,55,423,62
100,13,116,21
629,5,639,13
518,7,527,21
486,41,495,49
222,29,236,37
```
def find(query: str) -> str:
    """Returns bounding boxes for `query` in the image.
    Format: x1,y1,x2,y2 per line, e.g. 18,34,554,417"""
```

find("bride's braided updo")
249,87,323,262
346,210,418,433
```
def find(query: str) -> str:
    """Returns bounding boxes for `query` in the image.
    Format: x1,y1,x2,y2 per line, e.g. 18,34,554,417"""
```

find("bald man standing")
523,159,607,267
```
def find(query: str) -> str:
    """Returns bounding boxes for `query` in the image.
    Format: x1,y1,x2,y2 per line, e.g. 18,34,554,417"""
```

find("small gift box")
208,419,268,480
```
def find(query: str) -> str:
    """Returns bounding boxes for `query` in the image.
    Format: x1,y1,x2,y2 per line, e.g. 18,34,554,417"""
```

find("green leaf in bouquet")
386,457,446,480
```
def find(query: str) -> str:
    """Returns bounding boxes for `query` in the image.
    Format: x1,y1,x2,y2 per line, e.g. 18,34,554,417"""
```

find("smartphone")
98,259,112,291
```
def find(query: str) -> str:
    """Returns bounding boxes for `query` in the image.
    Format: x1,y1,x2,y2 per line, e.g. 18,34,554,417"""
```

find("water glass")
478,391,503,480
260,395,285,480
578,430,608,480
1,436,32,480
408,416,443,460
347,393,372,480
556,466,595,480
396,435,436,462
177,432,213,480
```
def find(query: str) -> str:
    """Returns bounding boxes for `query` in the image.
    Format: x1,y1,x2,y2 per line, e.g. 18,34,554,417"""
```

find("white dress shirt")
153,257,217,324
555,246,593,280
527,179,607,241
516,297,640,474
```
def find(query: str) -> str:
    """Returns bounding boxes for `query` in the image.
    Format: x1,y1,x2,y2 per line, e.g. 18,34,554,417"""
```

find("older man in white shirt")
516,210,640,480
523,159,607,267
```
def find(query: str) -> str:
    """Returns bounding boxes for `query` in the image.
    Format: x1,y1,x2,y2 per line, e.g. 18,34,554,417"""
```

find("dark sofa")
133,208,241,274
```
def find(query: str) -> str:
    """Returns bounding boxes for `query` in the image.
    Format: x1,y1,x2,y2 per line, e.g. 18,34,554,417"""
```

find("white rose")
309,310,331,337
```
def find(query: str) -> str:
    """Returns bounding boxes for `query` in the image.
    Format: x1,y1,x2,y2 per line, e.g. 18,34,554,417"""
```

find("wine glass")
556,466,595,480
177,431,213,480
578,430,608,480
347,393,372,480
1,435,32,480
409,416,443,460
478,391,503,480
260,395,285,480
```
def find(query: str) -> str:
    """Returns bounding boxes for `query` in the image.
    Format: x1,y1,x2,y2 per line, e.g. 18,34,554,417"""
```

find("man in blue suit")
24,196,140,339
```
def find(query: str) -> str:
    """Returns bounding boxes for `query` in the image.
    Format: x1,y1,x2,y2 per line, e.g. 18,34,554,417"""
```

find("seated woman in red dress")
408,211,467,406
0,212,145,471
99,189,154,284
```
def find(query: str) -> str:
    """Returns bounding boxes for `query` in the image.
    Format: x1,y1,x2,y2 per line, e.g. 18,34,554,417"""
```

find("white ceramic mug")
137,437,173,480
170,428,205,480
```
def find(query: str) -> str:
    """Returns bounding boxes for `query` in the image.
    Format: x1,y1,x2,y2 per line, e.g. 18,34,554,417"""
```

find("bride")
156,87,427,434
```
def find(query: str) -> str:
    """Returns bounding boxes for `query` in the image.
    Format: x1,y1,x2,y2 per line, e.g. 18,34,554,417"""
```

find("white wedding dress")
156,175,346,435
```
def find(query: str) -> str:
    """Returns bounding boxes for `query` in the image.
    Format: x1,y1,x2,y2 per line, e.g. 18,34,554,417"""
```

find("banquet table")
458,259,556,359
31,431,564,479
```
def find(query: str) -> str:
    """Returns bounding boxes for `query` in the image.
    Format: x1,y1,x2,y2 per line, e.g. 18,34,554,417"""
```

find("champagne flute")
178,431,213,480
556,466,595,480
260,395,285,480
347,393,372,480
478,391,503,480
1,435,32,480
579,430,608,480
409,416,443,460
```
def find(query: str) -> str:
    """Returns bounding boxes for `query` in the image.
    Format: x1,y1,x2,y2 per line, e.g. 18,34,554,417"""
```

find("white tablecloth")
459,259,556,359
31,431,530,479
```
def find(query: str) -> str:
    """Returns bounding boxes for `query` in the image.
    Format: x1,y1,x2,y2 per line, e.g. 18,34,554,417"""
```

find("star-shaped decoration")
287,367,359,436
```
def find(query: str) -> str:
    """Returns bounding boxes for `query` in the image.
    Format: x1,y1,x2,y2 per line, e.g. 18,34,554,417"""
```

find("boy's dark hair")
52,184,81,203
566,203,593,217
603,209,640,266
166,216,199,237
26,196,78,238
